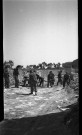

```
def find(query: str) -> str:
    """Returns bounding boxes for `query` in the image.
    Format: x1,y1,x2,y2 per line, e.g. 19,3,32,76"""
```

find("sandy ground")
4,85,78,119
0,85,79,135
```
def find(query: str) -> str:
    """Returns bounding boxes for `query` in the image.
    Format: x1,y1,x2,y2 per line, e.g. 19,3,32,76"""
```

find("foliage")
16,65,23,69
62,59,78,69
72,59,78,68
62,62,72,68
3,60,14,68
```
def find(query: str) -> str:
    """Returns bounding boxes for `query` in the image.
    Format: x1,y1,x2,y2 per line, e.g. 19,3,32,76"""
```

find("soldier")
23,72,29,87
57,70,62,86
36,73,40,86
39,76,44,87
47,72,50,87
13,67,19,88
69,72,74,84
4,66,10,88
63,72,70,88
29,70,37,95
23,76,28,87
47,71,54,87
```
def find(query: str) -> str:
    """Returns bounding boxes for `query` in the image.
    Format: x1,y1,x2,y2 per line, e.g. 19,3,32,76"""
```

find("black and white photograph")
1,0,79,134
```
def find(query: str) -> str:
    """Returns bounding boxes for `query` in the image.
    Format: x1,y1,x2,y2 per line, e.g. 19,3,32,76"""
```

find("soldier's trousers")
57,78,62,85
47,81,50,87
14,76,19,88
63,79,70,88
30,83,37,94
23,80,26,86
47,80,54,87
5,77,9,88
39,79,44,87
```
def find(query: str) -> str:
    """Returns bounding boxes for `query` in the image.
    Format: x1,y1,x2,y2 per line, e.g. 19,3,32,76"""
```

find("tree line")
3,59,78,70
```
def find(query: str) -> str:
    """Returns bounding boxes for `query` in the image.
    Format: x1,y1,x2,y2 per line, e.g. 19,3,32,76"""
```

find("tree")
3,60,14,68
36,65,39,69
26,65,33,70
42,62,47,69
56,62,61,68
29,65,34,69
26,65,30,69
72,59,78,68
33,65,37,69
9,60,14,67
47,63,53,69
62,62,72,68
38,64,42,69
53,63,56,68
16,65,23,69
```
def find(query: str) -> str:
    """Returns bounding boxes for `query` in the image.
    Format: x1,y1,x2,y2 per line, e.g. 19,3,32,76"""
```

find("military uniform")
57,71,62,85
47,71,54,87
36,74,40,86
4,67,10,88
29,70,37,95
39,76,44,87
13,68,19,88
23,76,28,86
63,72,70,88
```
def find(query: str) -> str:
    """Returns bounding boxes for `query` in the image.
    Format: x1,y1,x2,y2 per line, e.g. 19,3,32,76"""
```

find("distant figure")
39,76,44,87
29,70,37,95
13,67,19,88
36,74,40,86
47,71,54,87
4,67,10,88
63,72,70,88
36,74,44,87
23,76,29,87
57,70,62,86
22,72,29,87
69,72,74,83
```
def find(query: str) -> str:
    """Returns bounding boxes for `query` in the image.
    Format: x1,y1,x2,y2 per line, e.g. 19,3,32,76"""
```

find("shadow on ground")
0,104,79,135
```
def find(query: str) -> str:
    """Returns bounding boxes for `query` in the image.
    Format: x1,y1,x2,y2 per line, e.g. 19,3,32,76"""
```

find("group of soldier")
3,66,74,95
47,70,74,88
57,70,74,88
3,66,19,89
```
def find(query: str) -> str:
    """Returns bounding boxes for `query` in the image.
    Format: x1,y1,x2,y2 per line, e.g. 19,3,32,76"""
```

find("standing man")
23,76,28,87
47,71,54,87
13,67,19,88
57,70,62,86
29,70,37,95
63,72,70,88
36,73,40,86
50,71,55,87
4,66,10,88
69,72,74,83
47,71,51,87
39,76,44,87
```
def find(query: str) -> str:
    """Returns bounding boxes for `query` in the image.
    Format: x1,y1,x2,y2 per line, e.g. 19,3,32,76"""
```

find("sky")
3,0,78,67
